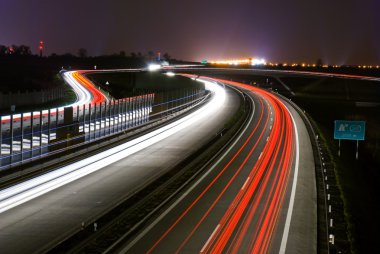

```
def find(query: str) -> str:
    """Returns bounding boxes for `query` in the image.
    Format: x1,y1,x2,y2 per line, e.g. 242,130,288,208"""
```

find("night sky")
1,0,379,65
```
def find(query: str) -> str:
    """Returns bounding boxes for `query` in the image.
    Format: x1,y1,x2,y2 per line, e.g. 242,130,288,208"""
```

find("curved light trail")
0,70,109,123
0,79,225,214
62,70,109,106
122,76,301,254
201,79,297,254
177,66,380,82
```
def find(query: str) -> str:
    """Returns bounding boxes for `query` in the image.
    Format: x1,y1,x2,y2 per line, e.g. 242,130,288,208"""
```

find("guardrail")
0,88,207,170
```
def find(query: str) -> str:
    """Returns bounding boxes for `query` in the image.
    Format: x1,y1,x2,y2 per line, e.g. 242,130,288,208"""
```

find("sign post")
334,120,365,160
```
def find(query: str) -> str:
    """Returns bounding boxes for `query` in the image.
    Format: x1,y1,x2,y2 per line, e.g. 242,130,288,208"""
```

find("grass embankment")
86,71,204,98
280,77,380,253
0,55,145,114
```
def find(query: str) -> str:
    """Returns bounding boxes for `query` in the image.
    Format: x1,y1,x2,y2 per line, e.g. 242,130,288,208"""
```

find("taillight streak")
142,76,297,254
146,95,268,254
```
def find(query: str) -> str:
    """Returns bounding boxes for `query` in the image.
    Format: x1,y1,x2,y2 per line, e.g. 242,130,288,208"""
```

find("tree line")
0,45,32,56
0,44,172,61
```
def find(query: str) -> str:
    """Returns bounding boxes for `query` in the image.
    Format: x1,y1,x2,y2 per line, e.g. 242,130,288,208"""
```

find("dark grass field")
280,77,380,253
86,71,205,99
0,55,146,93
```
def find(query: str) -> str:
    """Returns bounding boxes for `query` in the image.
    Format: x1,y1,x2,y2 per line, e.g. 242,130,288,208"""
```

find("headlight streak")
62,71,93,106
0,79,226,214
143,76,299,254
62,70,111,106
1,71,107,123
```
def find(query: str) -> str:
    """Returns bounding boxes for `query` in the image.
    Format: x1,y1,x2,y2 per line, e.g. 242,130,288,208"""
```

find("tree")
163,53,171,60
78,48,88,58
63,52,74,58
130,52,137,58
316,58,323,67
9,45,18,55
14,45,31,56
0,45,7,55
119,50,126,57
147,50,154,60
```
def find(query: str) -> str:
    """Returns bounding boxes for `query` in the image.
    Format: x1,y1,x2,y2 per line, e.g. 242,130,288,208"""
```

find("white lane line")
279,102,300,254
116,93,256,254
200,224,221,253
241,177,250,191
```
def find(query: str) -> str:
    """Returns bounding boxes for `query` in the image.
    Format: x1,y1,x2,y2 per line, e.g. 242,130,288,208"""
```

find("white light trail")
0,79,225,214
1,71,97,121
62,71,93,107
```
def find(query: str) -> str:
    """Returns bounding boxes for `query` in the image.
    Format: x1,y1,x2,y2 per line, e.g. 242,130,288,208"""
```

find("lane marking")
241,177,250,190
117,92,256,253
279,102,300,253
200,224,221,253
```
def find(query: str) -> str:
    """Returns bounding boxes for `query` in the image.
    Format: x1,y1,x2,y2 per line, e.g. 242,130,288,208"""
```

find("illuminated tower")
39,41,44,57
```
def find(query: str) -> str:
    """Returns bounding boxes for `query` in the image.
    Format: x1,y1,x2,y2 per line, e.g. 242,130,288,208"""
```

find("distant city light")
205,59,378,69
251,58,266,65
208,57,266,66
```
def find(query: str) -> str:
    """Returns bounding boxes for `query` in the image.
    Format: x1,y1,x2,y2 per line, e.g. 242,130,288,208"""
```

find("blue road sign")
334,120,365,140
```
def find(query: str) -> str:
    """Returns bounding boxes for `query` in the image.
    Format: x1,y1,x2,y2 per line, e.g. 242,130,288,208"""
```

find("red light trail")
71,71,108,105
141,76,297,254
0,70,108,124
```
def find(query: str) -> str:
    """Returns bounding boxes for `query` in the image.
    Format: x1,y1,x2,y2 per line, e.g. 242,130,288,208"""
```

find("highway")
115,77,316,253
0,70,317,253
4,65,377,252
0,77,241,253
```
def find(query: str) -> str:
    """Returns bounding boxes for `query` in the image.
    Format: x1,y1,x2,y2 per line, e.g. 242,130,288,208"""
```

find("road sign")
334,120,365,140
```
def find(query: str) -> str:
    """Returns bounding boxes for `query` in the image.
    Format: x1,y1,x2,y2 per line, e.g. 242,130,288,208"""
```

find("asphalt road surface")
0,76,317,254
117,77,317,254
0,79,239,253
